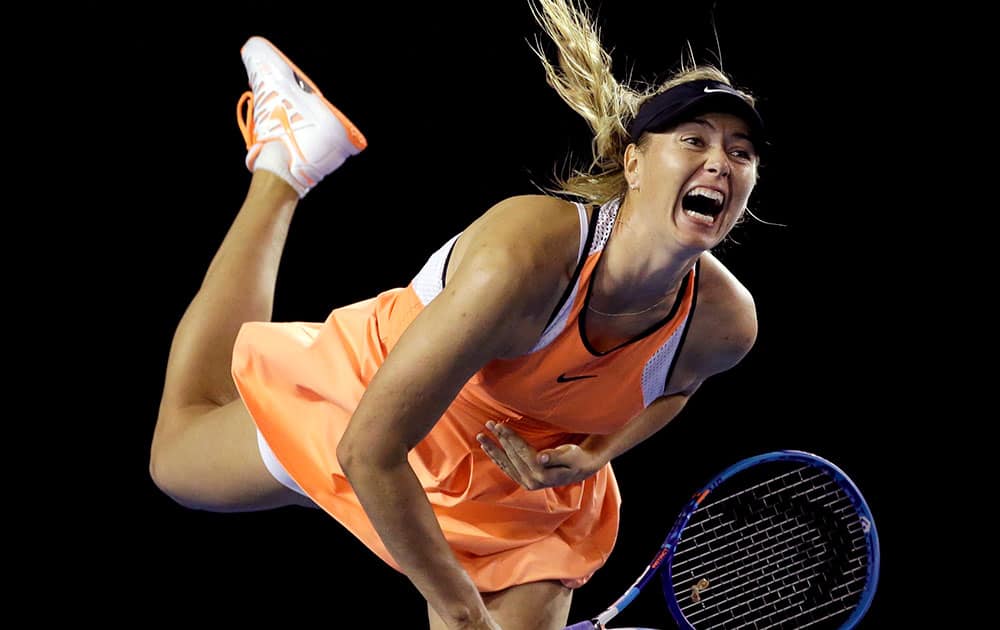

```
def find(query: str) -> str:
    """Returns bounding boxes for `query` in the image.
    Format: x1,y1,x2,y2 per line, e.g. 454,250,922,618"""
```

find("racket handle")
562,622,598,629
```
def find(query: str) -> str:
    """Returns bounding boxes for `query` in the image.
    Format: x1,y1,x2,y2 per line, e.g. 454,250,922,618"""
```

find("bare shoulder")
440,194,585,356
449,194,583,283
460,194,581,249
686,252,759,376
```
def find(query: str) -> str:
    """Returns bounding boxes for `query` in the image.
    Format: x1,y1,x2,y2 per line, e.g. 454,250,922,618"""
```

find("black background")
87,1,920,626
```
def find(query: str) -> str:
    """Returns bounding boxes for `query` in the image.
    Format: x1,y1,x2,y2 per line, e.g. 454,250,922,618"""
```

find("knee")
149,441,198,510
149,416,205,511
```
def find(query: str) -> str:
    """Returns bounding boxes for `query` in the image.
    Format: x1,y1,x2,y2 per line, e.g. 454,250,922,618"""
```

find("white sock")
251,141,309,198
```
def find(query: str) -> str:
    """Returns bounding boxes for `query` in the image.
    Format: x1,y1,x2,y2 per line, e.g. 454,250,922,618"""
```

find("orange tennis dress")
231,198,698,592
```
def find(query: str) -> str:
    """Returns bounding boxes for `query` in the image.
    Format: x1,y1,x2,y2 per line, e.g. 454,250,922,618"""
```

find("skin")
149,111,760,630
477,112,760,493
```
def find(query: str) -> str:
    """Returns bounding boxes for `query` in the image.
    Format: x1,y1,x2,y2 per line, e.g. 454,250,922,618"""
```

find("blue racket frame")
660,450,880,630
563,449,880,630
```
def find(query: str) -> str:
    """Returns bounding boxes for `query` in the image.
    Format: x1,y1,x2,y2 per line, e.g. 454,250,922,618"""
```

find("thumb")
538,444,576,466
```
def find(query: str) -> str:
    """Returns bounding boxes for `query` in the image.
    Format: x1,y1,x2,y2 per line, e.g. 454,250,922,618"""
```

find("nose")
704,146,731,178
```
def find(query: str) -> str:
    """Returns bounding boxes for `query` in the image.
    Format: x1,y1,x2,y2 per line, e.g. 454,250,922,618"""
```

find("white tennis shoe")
236,36,367,196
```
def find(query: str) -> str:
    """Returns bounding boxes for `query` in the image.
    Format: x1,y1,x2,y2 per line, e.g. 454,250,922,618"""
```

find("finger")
477,432,520,481
476,432,507,465
487,421,536,468
538,444,575,467
486,422,531,472
487,422,538,480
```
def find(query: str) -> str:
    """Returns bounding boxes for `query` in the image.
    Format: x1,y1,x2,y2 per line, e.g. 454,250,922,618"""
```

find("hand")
476,421,599,490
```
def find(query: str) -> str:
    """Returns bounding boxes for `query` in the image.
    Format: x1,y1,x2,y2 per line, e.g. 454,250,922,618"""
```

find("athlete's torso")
404,197,700,437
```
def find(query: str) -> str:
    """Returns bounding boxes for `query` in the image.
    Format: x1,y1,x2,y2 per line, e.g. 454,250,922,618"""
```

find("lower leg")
160,170,298,409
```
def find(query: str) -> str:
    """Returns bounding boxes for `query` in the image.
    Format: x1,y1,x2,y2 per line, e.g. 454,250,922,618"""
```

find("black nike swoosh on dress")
556,373,598,382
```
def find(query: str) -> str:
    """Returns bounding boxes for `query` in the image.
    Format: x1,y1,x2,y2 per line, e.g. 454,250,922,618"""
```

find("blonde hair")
529,0,758,204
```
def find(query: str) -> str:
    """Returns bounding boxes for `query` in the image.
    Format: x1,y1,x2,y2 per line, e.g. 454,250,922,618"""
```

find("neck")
593,196,700,310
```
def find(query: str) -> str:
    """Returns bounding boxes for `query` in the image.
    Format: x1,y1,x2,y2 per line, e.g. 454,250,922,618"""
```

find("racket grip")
562,622,597,629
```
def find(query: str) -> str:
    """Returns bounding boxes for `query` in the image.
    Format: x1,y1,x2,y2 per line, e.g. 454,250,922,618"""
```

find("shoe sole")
242,36,368,152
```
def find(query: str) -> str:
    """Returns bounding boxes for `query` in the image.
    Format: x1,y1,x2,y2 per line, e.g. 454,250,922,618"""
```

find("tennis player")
149,1,766,627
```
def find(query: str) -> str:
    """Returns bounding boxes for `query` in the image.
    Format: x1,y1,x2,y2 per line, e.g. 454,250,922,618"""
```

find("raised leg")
149,35,366,512
150,172,312,511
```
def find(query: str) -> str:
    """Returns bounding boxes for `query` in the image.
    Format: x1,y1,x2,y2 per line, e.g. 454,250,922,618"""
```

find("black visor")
627,79,766,151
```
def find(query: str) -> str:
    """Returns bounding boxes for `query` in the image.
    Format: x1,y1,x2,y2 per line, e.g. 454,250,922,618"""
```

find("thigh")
152,398,316,512
427,580,573,630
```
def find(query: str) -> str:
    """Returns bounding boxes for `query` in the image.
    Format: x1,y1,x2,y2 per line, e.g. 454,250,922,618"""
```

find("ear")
624,143,641,189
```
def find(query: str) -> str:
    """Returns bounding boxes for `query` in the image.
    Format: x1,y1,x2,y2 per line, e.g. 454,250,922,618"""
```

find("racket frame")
563,450,880,630
661,450,880,630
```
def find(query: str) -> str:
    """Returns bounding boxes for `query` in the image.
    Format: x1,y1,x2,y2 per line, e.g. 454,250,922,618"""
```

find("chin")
675,209,726,250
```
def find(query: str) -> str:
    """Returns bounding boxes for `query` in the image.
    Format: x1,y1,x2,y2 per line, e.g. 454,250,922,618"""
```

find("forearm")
581,392,691,464
343,457,489,628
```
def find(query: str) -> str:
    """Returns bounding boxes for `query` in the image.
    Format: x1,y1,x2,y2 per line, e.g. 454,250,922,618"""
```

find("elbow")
337,431,407,478
336,434,363,477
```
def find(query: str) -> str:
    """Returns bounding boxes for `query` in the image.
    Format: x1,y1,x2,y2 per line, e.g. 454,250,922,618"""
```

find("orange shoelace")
236,91,255,149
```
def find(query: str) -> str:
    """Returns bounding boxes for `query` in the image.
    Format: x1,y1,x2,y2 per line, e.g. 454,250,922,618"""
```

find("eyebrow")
687,118,755,146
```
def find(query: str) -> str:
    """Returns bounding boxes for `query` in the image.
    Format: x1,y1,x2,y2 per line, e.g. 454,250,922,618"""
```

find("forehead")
674,112,753,136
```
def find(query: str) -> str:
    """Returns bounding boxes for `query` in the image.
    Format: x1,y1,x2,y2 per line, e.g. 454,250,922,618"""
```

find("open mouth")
681,187,725,226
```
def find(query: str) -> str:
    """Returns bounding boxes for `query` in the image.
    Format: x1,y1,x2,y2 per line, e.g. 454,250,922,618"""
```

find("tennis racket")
563,450,880,629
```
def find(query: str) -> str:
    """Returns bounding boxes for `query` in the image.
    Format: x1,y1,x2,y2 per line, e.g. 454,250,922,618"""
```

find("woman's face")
634,112,759,252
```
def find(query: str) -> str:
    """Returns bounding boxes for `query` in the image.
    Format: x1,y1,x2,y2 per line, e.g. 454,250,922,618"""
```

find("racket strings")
754,579,871,630
676,521,819,592
677,522,859,627
672,470,858,581
672,488,846,571
672,494,864,590
686,557,866,629
676,529,827,614
668,463,871,629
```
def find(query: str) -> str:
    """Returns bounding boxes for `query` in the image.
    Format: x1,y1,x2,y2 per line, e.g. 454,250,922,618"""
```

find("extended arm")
337,197,577,629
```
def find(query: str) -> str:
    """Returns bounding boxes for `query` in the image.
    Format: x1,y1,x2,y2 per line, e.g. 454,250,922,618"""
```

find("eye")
730,148,754,161
681,136,704,147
